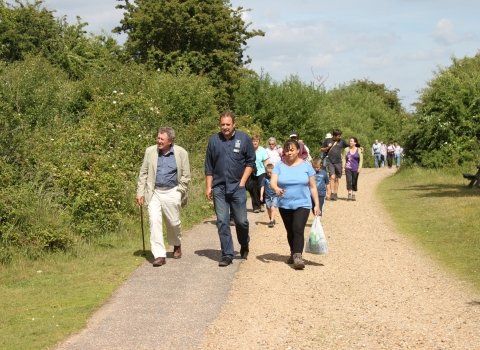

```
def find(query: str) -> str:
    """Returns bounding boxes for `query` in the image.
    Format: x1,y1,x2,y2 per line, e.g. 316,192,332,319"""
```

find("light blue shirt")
255,146,269,176
272,161,315,209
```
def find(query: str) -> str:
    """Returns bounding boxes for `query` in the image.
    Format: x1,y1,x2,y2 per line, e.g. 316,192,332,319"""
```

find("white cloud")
430,19,459,45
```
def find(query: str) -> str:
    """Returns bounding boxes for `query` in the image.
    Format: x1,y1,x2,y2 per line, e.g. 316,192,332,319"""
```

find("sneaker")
230,219,235,226
260,205,265,212
347,193,352,201
218,256,233,266
273,220,276,225
268,221,274,228
332,193,337,201
286,254,294,264
293,253,305,269
352,194,356,201
240,245,249,259
253,209,260,213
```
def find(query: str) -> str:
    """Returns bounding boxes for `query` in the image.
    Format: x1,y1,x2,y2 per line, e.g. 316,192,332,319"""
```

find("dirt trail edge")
203,168,480,349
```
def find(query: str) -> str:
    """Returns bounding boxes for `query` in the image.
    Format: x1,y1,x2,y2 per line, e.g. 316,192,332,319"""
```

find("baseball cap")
326,133,332,138
289,131,298,138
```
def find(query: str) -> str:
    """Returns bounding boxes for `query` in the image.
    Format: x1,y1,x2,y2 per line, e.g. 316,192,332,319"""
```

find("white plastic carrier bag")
305,216,328,255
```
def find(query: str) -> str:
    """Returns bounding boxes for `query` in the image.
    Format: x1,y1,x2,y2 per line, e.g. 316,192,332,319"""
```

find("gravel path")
55,168,480,350
203,168,480,349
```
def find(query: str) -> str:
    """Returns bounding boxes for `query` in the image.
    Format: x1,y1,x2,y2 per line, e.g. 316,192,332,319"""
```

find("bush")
405,54,480,168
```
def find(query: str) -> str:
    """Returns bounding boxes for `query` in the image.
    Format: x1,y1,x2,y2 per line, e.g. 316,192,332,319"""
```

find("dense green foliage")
0,0,122,78
114,0,264,105
233,73,408,165
0,55,218,262
405,54,480,168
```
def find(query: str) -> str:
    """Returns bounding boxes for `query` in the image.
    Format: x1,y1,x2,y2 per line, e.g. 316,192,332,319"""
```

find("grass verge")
0,169,214,350
377,166,480,291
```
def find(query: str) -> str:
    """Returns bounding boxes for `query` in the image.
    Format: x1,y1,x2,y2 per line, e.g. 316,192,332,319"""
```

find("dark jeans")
247,173,265,210
387,152,394,168
345,169,359,191
213,185,250,259
279,207,310,254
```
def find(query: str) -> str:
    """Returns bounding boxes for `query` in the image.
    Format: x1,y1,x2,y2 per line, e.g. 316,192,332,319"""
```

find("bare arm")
270,174,285,197
240,166,253,187
205,175,213,201
309,175,320,216
321,142,332,153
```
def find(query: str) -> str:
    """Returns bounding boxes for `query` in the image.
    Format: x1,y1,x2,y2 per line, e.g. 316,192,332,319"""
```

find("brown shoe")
153,257,166,266
173,245,182,259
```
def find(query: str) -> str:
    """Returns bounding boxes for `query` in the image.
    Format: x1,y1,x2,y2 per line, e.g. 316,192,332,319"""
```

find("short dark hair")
220,111,235,122
333,128,342,137
266,163,274,170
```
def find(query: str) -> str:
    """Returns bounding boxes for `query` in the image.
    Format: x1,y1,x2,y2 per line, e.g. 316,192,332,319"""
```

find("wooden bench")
463,165,480,189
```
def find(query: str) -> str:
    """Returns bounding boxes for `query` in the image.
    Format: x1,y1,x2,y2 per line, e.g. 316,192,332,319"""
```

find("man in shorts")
321,129,349,201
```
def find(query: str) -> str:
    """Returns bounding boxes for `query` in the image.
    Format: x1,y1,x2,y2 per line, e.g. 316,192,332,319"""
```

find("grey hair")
268,137,277,144
158,126,175,140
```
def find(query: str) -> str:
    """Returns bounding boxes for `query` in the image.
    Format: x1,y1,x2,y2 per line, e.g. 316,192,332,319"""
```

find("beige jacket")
136,144,191,206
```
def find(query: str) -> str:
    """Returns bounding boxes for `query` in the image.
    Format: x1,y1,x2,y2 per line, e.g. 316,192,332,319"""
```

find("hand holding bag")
305,216,328,255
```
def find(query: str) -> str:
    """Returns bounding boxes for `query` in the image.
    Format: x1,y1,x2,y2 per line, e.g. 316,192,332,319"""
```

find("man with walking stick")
136,127,191,267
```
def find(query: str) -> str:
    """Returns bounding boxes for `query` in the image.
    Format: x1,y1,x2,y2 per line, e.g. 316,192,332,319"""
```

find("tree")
352,79,403,113
113,0,264,104
404,53,480,168
0,0,122,78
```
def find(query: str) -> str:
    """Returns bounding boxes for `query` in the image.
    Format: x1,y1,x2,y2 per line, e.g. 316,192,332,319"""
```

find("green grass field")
377,166,480,290
0,223,149,350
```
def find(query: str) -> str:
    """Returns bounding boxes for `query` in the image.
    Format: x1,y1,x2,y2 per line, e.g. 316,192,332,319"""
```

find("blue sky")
42,0,480,110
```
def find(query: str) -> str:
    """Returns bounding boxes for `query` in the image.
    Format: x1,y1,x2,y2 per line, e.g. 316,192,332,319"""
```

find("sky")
41,0,480,111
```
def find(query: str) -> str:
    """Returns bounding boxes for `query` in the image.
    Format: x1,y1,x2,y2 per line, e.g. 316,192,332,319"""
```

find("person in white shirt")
386,140,395,168
371,139,382,168
394,142,403,168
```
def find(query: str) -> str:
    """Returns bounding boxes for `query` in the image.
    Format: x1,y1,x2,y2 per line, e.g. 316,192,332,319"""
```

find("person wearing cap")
321,128,349,201
286,131,309,161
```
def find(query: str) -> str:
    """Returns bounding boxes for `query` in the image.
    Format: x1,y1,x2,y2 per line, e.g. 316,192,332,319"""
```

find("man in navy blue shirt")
205,112,256,266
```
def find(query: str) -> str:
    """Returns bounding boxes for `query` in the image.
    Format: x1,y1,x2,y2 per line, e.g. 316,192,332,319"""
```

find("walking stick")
139,205,146,256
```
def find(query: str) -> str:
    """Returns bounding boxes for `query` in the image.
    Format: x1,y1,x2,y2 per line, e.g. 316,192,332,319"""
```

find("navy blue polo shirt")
205,130,256,195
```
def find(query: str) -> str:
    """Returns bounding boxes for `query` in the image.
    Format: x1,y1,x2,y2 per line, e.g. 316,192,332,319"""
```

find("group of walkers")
371,139,403,168
135,111,396,270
